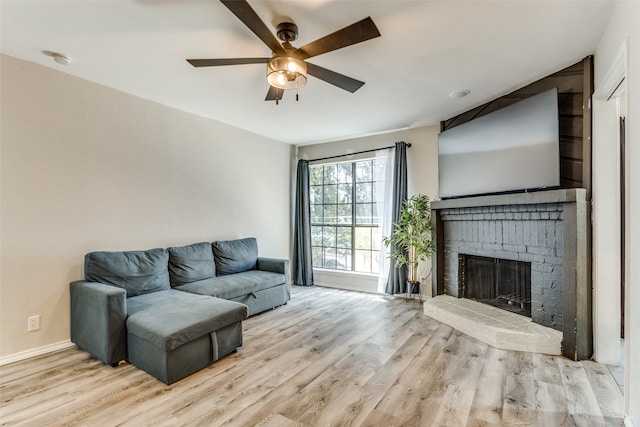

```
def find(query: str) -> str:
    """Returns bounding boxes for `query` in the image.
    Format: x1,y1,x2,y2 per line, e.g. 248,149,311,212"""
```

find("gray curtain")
293,159,314,286
385,142,408,294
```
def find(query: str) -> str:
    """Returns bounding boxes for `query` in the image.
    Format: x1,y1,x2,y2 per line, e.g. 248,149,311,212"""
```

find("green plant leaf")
383,194,434,271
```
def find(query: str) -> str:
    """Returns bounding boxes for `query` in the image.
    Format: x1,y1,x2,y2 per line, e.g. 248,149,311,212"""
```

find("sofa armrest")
70,280,127,366
256,257,291,300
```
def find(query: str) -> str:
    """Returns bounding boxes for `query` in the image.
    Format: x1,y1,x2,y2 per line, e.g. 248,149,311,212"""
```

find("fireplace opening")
459,254,532,317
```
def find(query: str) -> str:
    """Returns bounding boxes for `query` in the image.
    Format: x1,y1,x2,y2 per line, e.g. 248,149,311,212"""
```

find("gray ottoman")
126,290,247,384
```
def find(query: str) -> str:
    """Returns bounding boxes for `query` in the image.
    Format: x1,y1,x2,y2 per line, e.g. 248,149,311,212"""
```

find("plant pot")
405,280,423,302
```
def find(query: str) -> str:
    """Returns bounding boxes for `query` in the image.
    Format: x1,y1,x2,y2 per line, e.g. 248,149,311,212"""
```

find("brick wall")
440,203,564,330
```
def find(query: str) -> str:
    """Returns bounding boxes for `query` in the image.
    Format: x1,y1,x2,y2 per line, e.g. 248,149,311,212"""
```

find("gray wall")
0,54,293,359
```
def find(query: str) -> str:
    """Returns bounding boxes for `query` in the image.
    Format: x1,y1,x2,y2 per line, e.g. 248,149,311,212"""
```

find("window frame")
309,157,385,274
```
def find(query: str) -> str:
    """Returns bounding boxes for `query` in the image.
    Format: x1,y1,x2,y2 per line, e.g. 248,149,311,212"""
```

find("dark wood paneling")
560,158,583,182
560,137,583,160
561,177,582,188
509,73,584,96
582,56,594,196
558,93,583,116
560,115,583,138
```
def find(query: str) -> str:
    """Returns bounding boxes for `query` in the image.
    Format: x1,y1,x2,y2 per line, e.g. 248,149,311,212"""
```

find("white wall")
297,125,439,295
0,54,293,361
592,74,623,365
594,2,640,424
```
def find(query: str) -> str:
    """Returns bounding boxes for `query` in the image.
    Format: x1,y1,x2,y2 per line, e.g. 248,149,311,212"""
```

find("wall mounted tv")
438,88,560,199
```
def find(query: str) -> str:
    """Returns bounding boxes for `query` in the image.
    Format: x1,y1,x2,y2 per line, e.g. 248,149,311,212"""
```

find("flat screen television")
438,88,560,199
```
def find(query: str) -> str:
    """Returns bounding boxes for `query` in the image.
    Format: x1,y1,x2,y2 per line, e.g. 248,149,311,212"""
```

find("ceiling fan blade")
295,17,380,60
187,58,269,67
306,62,365,93
220,0,286,55
265,86,285,101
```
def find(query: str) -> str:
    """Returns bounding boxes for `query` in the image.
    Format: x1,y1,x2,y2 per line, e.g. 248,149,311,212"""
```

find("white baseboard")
0,340,75,366
316,281,377,294
313,269,379,294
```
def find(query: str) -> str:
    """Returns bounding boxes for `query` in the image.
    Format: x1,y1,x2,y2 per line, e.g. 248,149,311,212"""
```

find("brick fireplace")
429,189,592,360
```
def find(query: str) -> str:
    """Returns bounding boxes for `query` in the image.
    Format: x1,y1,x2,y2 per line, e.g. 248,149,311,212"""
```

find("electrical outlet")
27,315,40,332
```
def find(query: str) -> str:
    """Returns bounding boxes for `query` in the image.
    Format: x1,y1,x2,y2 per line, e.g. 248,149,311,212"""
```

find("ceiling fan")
187,0,381,103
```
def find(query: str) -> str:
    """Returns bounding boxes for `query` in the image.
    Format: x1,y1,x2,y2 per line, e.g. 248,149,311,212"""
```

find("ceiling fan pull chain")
276,96,279,105
296,88,299,102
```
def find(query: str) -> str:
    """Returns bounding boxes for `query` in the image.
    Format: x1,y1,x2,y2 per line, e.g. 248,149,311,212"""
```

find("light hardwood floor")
0,286,624,426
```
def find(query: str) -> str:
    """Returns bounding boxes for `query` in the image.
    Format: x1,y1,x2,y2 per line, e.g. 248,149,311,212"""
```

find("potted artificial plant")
383,194,434,295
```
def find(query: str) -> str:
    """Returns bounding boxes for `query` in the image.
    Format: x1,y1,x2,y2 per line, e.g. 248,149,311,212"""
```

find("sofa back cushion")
212,237,258,275
167,242,216,286
85,248,170,297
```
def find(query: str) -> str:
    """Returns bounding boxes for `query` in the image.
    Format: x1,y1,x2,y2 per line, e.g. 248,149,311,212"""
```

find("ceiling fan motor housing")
276,22,298,42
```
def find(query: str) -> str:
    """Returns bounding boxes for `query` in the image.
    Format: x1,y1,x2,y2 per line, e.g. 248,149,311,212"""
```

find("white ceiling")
1,1,615,145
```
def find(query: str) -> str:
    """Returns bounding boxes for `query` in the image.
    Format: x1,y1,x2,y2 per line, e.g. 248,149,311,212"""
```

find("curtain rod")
308,142,411,163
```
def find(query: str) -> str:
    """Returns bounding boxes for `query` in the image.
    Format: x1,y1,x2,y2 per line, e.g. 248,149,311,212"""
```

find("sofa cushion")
212,237,258,275
175,270,285,300
85,248,170,297
126,290,247,351
167,242,216,286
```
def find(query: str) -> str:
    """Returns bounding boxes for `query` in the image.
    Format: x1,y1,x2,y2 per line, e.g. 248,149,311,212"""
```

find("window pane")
323,204,337,224
311,225,323,246
324,248,337,269
310,185,323,204
323,184,337,204
371,250,380,273
337,163,352,183
311,204,323,224
336,248,351,270
355,161,372,182
336,227,352,249
371,226,382,249
337,204,352,224
356,203,373,224
355,227,371,250
355,182,372,203
337,183,352,204
324,164,338,184
355,250,372,273
371,203,382,225
373,158,387,180
310,166,323,185
312,247,323,267
323,226,336,247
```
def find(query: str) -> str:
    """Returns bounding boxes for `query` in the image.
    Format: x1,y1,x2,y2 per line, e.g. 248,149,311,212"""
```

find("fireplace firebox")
459,254,531,317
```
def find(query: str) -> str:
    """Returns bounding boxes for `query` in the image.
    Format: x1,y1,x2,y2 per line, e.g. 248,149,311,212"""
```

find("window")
309,158,386,274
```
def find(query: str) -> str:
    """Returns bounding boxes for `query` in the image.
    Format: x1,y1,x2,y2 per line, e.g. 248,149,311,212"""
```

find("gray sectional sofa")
70,237,290,384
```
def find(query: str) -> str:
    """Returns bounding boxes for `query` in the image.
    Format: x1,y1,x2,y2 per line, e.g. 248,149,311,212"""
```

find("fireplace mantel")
431,188,585,210
429,188,591,360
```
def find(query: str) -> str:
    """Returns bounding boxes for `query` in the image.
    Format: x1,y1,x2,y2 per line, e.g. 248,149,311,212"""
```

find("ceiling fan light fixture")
267,56,307,90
